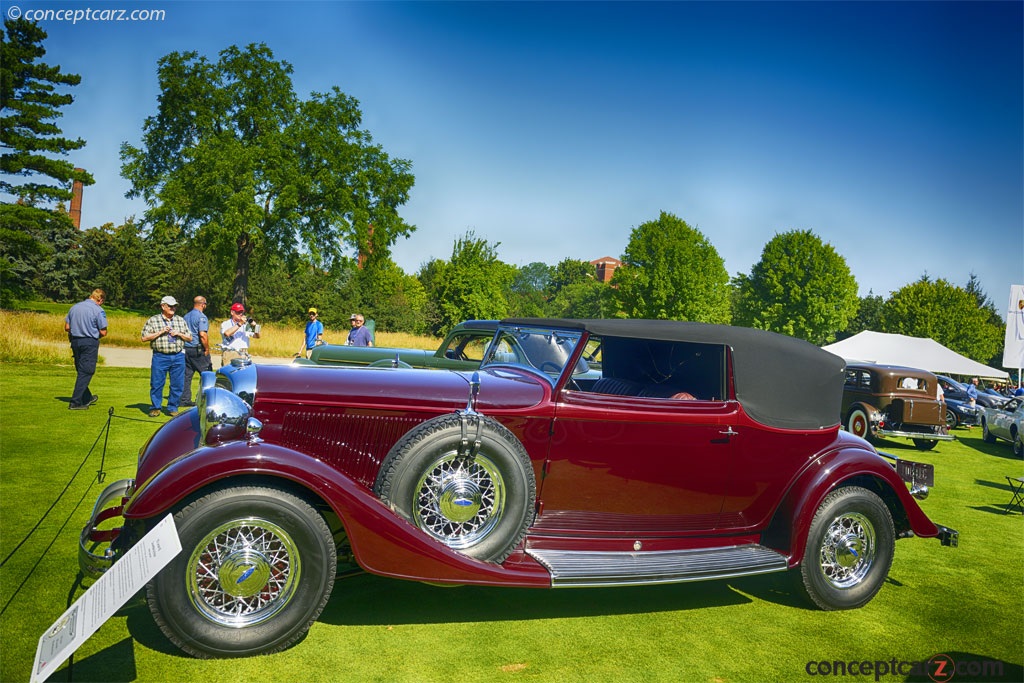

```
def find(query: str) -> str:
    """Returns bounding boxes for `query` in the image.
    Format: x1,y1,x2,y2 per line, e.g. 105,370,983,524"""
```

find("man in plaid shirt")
141,295,192,417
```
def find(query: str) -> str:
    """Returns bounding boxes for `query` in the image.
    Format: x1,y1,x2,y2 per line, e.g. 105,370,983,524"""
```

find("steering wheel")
537,361,562,374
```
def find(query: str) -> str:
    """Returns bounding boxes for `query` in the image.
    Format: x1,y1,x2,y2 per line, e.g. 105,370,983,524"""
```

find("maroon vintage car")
80,318,957,658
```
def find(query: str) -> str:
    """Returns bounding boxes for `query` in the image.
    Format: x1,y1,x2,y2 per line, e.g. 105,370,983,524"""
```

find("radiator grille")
280,410,424,489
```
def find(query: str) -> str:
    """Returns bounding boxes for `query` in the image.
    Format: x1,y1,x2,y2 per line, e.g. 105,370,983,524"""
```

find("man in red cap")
220,301,260,367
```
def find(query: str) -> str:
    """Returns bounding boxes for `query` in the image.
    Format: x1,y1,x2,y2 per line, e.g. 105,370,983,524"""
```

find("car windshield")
480,325,586,382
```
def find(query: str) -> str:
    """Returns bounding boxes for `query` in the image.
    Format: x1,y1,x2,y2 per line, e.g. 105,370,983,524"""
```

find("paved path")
100,346,292,368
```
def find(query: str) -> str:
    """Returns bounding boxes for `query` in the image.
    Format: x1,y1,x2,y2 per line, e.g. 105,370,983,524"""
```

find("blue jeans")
150,351,185,411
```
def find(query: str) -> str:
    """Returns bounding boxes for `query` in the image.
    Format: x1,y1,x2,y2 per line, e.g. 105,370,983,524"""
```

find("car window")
443,333,490,362
584,335,726,401
581,339,602,369
481,326,585,383
845,369,871,389
898,377,928,392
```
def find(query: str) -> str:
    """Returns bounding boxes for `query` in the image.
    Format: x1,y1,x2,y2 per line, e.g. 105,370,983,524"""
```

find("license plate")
897,459,934,487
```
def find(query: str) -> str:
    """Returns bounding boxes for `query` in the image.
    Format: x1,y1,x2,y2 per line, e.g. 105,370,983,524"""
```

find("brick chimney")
70,168,84,229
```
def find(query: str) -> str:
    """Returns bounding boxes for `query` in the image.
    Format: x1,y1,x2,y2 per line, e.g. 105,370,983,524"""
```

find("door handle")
719,427,738,437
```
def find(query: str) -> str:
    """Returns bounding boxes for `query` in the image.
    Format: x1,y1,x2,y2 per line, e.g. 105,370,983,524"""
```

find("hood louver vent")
280,410,423,489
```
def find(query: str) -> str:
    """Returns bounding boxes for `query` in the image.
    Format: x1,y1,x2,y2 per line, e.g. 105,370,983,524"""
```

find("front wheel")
797,486,895,610
982,419,997,443
945,408,958,429
147,486,336,658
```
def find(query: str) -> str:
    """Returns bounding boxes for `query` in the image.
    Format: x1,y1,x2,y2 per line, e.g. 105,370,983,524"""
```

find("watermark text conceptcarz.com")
6,5,167,23
804,654,1004,682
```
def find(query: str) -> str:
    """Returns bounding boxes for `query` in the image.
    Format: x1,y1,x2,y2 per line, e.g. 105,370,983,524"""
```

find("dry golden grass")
0,308,440,363
250,324,439,356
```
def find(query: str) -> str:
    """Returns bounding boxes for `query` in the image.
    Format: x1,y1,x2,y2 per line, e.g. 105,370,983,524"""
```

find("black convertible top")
501,318,846,431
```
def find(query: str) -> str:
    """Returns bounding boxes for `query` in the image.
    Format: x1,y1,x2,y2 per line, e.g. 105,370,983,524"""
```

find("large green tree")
424,231,512,335
613,211,730,323
506,261,552,318
1,18,93,302
120,43,415,304
879,276,1003,363
733,229,859,344
350,257,429,335
843,290,885,338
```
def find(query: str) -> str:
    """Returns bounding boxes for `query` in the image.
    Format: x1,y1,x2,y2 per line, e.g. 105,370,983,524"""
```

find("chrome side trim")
526,544,788,588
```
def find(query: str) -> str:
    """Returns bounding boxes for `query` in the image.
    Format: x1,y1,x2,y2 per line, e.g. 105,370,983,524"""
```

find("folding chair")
1005,476,1024,514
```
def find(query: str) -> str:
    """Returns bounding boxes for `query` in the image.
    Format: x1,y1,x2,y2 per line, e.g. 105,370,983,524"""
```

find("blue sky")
15,0,1024,316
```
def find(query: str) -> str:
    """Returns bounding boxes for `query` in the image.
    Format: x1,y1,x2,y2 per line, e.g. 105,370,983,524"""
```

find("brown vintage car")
842,363,953,450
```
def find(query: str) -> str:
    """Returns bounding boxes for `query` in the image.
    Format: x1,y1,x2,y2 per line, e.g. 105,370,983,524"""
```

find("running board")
526,544,788,587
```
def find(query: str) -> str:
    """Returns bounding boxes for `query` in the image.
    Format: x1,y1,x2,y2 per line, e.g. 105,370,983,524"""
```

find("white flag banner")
1003,284,1024,371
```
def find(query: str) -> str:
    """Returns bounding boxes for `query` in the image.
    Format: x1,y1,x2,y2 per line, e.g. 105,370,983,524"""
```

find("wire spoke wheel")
413,452,505,550
148,486,335,658
797,486,894,610
817,512,875,589
375,413,536,563
188,518,300,627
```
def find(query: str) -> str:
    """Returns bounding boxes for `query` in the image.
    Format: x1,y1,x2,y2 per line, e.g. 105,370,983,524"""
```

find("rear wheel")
846,407,873,441
797,486,895,610
147,486,336,658
912,438,938,451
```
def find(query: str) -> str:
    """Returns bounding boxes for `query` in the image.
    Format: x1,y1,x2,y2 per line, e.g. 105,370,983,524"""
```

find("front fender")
766,441,940,567
125,441,550,587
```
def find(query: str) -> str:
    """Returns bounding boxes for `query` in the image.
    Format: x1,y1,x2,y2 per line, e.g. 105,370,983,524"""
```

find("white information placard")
32,514,181,683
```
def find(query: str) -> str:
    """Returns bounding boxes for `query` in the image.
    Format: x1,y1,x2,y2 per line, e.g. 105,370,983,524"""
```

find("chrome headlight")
197,371,253,446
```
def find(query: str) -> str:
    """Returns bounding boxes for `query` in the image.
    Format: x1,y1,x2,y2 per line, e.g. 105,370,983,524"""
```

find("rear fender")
125,442,550,587
848,401,879,420
762,444,940,567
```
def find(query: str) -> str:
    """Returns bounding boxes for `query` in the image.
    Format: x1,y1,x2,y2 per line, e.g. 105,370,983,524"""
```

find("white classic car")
981,396,1024,456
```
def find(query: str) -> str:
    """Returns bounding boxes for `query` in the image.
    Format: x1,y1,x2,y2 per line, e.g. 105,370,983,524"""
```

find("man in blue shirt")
347,313,373,347
64,289,108,410
966,377,979,406
298,307,325,358
181,296,212,406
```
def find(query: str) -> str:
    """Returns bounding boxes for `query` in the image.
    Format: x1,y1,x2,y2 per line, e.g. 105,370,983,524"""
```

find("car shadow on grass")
311,570,808,629
113,571,811,658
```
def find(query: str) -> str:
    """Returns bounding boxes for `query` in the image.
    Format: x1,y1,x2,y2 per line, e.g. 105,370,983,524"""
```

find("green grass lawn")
1,364,1022,682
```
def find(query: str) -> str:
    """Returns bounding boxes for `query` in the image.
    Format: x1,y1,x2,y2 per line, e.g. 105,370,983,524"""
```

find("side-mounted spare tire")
374,412,536,563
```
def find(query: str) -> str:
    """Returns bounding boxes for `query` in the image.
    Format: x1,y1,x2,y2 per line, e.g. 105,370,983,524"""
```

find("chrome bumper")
78,478,134,580
875,428,955,441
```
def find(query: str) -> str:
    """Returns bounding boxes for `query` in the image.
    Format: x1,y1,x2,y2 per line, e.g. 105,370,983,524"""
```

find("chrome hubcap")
414,452,504,550
819,512,875,589
187,518,300,627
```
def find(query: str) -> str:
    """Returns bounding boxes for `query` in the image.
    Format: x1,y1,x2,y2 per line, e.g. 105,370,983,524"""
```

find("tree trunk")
233,232,254,305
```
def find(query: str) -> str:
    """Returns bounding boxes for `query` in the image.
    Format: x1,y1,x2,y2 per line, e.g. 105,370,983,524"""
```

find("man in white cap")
141,295,192,417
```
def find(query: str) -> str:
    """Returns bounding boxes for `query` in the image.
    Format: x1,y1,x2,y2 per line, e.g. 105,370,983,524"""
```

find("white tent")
823,330,1009,381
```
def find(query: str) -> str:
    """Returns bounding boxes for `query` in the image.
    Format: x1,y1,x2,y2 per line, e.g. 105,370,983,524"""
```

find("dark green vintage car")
295,320,500,370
